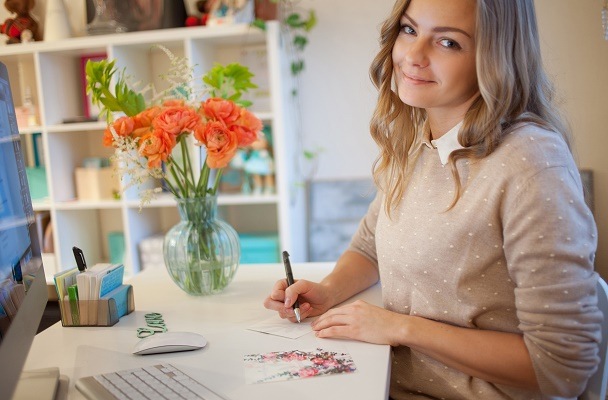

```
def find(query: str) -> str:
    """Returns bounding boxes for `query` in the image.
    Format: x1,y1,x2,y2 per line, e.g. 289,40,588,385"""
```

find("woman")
264,0,601,398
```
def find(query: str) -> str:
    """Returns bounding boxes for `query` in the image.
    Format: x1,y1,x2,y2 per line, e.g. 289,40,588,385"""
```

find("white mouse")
133,332,207,355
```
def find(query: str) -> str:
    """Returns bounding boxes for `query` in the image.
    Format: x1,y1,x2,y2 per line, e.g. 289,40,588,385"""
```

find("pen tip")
294,308,301,323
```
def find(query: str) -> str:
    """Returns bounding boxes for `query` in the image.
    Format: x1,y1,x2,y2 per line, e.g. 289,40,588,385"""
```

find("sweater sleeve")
346,191,382,266
501,165,602,398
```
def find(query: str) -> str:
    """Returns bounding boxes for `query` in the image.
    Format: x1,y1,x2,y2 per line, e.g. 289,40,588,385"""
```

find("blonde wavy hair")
369,0,571,215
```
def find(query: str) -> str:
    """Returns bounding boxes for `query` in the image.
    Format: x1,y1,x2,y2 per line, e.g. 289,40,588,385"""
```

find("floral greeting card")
243,348,357,384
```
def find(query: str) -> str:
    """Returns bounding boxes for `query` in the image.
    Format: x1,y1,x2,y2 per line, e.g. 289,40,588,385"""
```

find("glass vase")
163,196,240,295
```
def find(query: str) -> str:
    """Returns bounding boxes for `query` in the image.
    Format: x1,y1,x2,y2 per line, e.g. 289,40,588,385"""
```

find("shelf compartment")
46,130,115,202
54,208,123,273
38,51,107,125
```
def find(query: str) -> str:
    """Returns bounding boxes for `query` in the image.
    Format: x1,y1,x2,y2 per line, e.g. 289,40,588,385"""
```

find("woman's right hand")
263,279,334,323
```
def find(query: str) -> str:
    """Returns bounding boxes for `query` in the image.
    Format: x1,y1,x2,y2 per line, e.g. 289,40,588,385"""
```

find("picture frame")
80,53,107,120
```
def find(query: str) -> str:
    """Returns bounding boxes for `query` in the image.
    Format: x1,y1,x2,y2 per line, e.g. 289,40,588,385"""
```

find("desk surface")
26,263,390,400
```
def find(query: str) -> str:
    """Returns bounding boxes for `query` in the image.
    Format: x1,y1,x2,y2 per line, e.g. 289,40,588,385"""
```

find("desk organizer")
58,284,134,327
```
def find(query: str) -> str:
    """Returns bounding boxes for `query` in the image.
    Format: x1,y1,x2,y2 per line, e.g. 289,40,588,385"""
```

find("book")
76,263,112,325
53,268,78,325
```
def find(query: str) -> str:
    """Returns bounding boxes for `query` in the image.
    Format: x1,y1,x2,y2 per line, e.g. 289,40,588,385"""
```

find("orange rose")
155,106,201,137
237,108,263,132
112,116,135,137
230,124,259,148
232,108,262,146
132,107,161,139
133,106,162,129
138,129,177,169
196,121,238,169
201,98,240,125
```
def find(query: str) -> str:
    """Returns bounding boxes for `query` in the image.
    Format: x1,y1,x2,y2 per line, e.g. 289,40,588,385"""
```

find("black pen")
282,250,301,323
72,246,87,272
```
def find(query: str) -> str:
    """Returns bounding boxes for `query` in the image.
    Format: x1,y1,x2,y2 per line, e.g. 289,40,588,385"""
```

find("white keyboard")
75,364,228,400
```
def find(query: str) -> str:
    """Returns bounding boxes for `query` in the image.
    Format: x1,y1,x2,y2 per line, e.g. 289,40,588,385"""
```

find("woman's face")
392,0,478,122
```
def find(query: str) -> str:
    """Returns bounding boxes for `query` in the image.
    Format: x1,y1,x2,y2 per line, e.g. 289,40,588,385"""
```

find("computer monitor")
0,61,52,399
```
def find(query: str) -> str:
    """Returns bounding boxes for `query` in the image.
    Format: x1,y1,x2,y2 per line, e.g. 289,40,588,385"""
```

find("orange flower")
102,127,114,147
112,116,135,137
195,121,238,169
230,124,259,148
238,108,263,132
155,106,201,137
138,129,177,169
232,108,262,147
201,98,240,125
132,106,161,138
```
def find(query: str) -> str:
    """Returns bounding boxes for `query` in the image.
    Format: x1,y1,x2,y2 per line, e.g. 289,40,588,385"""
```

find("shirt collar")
423,121,465,165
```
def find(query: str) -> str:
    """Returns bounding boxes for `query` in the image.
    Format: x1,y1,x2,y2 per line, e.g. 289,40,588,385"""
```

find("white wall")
296,0,394,180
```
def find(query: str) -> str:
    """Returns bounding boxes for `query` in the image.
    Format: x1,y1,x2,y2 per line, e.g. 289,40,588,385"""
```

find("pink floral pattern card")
243,348,357,384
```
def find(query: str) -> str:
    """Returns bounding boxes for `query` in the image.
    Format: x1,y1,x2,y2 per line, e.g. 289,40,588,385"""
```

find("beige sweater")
348,124,601,399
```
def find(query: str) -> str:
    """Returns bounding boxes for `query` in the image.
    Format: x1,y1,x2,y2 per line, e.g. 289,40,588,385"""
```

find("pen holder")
58,284,135,327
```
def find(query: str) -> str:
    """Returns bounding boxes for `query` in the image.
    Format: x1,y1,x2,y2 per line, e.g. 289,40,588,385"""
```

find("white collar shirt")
422,121,465,166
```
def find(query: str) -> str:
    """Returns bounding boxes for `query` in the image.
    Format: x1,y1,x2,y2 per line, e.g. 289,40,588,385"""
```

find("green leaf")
291,60,304,76
203,63,257,102
304,10,317,32
252,19,267,30
285,13,304,28
293,35,308,51
303,150,316,160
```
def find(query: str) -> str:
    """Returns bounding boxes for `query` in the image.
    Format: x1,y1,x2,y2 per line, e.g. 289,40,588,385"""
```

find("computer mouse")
133,332,207,355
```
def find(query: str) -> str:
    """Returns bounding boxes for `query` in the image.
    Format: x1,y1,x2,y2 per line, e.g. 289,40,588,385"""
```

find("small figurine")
185,0,215,27
244,135,275,195
1,0,41,44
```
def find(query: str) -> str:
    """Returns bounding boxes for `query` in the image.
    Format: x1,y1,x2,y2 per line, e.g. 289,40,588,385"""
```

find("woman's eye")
400,24,416,35
439,39,462,50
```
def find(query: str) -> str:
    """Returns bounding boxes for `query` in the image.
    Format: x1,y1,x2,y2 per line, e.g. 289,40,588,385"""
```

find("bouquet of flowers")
85,47,263,204
85,48,263,295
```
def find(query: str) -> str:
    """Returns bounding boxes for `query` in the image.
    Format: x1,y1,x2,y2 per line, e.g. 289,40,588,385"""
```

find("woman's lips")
402,72,434,85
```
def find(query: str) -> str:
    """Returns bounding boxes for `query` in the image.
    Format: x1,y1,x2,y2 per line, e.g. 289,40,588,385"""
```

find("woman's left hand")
311,300,405,346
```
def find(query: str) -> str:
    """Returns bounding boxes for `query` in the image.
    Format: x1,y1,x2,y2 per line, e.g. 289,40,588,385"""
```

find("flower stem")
167,159,187,197
162,177,180,198
196,158,210,196
180,138,196,195
211,168,223,195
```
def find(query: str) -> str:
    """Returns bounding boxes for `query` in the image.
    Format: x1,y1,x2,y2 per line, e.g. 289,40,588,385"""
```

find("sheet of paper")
247,316,313,339
243,348,357,384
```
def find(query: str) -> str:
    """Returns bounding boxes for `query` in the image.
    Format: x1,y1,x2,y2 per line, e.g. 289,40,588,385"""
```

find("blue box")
239,233,280,264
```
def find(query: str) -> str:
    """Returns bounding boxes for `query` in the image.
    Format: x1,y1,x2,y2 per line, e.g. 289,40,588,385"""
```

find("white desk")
26,263,391,399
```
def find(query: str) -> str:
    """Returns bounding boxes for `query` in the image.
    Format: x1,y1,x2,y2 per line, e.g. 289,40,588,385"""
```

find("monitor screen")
0,61,49,399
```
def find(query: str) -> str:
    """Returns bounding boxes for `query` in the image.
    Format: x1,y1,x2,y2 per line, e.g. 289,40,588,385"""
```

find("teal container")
25,167,48,200
108,231,125,265
239,233,280,264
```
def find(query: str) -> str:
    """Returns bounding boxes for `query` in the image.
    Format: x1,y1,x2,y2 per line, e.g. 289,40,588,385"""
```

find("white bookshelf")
0,22,307,277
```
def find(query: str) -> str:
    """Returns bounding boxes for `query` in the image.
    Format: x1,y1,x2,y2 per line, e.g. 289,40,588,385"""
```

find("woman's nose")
405,39,430,68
